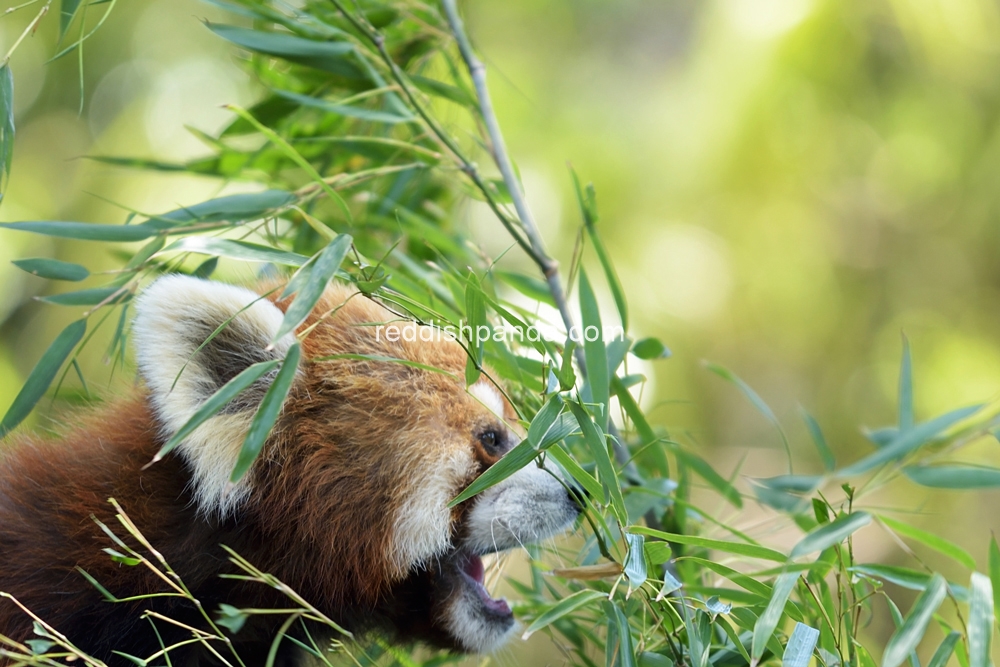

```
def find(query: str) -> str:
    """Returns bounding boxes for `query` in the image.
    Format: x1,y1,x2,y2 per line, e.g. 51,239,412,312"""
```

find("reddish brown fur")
0,284,511,665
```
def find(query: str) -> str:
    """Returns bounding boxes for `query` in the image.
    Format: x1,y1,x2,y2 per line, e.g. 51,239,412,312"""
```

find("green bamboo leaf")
521,589,604,639
410,74,476,107
990,536,1000,621
536,412,579,448
800,407,835,471
927,633,961,667
206,23,363,78
644,541,672,566
160,237,309,266
547,444,603,501
527,393,563,449
464,276,487,385
151,189,295,227
39,287,129,306
838,405,982,477
904,465,1000,489
706,362,792,473
569,400,626,523
60,0,83,38
0,319,86,437
751,572,801,666
579,269,609,431
558,339,577,391
0,65,13,195
606,601,637,667
968,572,993,667
230,343,302,482
790,512,871,560
632,337,671,360
851,564,968,601
495,270,555,306
899,334,914,431
152,359,281,463
448,439,539,507
628,527,787,563
273,89,415,124
0,221,158,242
781,623,819,667
758,475,821,493
882,574,947,667
273,234,352,342
572,170,627,330
674,448,742,508
12,258,89,282
624,532,647,594
879,515,977,570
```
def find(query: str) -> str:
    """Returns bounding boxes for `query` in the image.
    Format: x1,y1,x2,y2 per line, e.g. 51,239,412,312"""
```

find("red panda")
0,275,580,665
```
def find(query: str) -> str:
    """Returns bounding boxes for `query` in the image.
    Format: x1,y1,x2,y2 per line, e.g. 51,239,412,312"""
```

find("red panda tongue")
460,554,512,616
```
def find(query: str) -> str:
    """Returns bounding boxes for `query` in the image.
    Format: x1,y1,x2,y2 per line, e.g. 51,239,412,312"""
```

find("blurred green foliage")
3,0,1000,666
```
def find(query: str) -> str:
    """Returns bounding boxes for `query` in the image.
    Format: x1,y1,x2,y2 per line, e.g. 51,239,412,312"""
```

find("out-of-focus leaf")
151,189,295,226
605,601,637,667
448,439,539,507
899,335,914,431
758,475,821,493
790,512,871,559
637,653,673,667
0,65,13,196
632,337,671,360
410,74,476,107
495,270,555,306
216,603,249,633
59,0,83,38
782,623,820,667
838,405,982,477
569,400,626,523
0,319,86,438
572,170,627,330
968,572,993,667
851,564,968,600
558,339,577,391
629,527,786,563
12,258,89,282
655,568,683,600
39,287,129,306
863,426,899,448
206,23,364,78
273,234,352,342
752,482,810,514
231,342,301,482
273,89,415,124
990,536,1000,621
879,515,977,570
0,221,158,242
579,269,609,430
800,407,835,471
674,448,742,508
904,465,1000,489
160,237,309,266
705,596,732,614
706,362,791,473
644,541,672,565
624,532,647,595
882,574,947,667
751,572,800,666
527,393,563,449
928,633,961,667
193,257,218,279
521,589,604,639
464,275,487,385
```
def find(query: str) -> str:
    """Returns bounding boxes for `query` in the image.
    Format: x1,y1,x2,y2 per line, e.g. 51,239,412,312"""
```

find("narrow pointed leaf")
0,319,86,437
231,343,301,482
904,465,1000,489
629,527,787,563
0,64,13,192
154,359,280,462
449,439,539,507
547,444,603,502
838,405,981,477
273,234,351,341
790,512,871,559
12,258,89,282
39,287,129,306
882,574,947,667
60,0,83,38
782,623,819,667
572,171,627,330
152,189,295,226
206,24,363,78
880,516,977,570
578,269,609,431
521,589,604,639
274,89,415,124
160,237,309,266
751,572,801,665
899,335,914,431
927,633,961,667
0,221,158,241
800,407,835,471
569,400,626,523
674,448,742,508
526,393,563,449
968,572,993,667
990,536,1000,620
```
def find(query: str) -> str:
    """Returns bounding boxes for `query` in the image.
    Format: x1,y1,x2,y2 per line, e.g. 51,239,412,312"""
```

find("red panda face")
131,276,580,654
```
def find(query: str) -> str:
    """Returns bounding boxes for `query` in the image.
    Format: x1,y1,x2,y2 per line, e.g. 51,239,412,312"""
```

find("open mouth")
455,551,512,618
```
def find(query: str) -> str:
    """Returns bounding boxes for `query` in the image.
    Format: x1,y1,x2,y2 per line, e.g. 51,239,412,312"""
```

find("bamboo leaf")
39,287,129,306
579,269,609,431
629,527,787,563
521,589,604,639
879,515,977,570
904,465,1000,489
495,270,555,306
0,65,13,196
674,448,742,508
751,572,800,666
12,258,89,282
0,319,86,437
790,512,871,560
569,400,626,523
230,343,302,482
60,0,83,38
448,439,539,507
781,623,819,667
527,393,564,449
800,407,835,471
990,536,1000,621
464,275,487,385
206,23,364,78
899,334,914,431
927,633,961,667
151,189,295,227
883,574,947,667
624,532,647,594
0,221,158,242
547,444,603,502
273,89,415,124
273,234,352,342
572,170,627,330
968,572,993,667
160,237,309,266
632,337,670,360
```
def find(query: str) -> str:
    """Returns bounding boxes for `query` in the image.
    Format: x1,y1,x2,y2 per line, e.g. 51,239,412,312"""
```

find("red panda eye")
478,429,502,453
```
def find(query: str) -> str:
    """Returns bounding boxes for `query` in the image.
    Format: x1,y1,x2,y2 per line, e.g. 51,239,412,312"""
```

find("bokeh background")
3,0,1000,660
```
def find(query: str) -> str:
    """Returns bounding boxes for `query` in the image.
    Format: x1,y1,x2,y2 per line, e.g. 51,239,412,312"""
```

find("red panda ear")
132,275,298,516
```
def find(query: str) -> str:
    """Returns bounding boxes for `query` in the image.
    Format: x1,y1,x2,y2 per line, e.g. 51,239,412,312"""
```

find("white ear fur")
132,275,295,516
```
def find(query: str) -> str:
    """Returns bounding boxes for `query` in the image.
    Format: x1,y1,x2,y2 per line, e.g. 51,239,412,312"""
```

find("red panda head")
131,275,579,653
